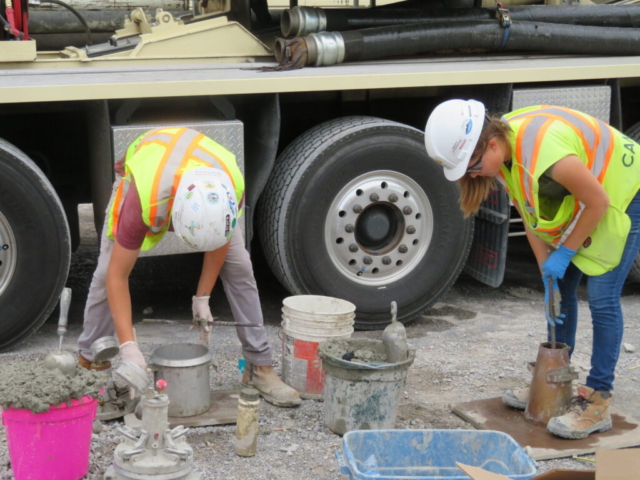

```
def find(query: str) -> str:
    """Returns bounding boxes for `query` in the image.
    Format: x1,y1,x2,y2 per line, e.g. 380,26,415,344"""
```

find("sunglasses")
466,152,485,173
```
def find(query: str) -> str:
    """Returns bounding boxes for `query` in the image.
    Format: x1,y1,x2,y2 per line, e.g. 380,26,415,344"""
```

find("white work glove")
120,341,147,399
120,341,147,370
191,296,214,345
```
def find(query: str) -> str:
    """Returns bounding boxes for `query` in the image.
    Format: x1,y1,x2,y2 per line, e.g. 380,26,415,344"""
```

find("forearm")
196,242,231,296
561,204,608,252
525,227,551,272
106,274,135,344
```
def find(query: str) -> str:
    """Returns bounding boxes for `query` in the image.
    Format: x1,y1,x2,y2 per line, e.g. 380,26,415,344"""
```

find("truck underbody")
0,0,639,351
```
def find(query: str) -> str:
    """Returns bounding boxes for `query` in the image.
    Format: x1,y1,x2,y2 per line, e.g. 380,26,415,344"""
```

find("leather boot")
502,386,530,410
78,352,111,371
547,385,612,439
242,364,302,407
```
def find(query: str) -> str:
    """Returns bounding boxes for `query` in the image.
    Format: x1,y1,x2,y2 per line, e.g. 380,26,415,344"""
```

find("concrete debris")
279,444,300,455
142,306,154,315
93,419,104,434
623,343,636,353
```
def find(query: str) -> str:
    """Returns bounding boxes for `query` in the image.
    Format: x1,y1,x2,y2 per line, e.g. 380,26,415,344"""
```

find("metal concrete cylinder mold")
151,344,212,418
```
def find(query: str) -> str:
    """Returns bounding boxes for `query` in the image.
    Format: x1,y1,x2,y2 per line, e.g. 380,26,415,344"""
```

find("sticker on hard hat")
464,119,473,135
187,184,196,191
191,203,200,212
204,182,216,189
224,214,230,237
186,191,194,200
207,193,219,204
187,221,202,236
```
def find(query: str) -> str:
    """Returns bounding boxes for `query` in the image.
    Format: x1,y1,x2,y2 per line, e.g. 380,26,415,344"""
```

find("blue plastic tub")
336,430,538,480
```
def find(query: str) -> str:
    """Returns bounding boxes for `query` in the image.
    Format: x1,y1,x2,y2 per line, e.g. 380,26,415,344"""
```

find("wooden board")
125,389,240,429
451,397,640,461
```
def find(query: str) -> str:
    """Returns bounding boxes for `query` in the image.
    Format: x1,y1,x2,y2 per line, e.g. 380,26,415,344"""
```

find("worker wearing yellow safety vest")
77,127,301,408
425,100,640,440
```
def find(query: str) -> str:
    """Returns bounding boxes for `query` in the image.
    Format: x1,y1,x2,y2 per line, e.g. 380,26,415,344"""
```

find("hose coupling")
305,31,345,67
283,6,327,37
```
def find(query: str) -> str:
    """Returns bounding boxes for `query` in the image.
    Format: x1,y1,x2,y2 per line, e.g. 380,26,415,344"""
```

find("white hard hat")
172,167,238,251
424,99,486,181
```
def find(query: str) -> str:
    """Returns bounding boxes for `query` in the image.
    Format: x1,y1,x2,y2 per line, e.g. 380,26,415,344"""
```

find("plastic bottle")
235,388,260,457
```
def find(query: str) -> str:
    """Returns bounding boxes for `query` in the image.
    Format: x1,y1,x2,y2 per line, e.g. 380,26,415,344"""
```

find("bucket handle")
335,450,351,476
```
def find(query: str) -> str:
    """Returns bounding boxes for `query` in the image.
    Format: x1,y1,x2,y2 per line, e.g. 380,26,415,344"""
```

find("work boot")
242,364,302,407
78,352,111,371
502,386,529,410
547,385,612,440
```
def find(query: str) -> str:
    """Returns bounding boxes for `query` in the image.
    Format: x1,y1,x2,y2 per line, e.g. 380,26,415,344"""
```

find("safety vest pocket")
572,206,631,276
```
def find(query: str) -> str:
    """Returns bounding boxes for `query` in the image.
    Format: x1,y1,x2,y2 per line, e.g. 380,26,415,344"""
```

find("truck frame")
1,0,639,351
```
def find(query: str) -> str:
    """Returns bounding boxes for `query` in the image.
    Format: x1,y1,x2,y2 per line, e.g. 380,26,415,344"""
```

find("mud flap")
463,187,510,287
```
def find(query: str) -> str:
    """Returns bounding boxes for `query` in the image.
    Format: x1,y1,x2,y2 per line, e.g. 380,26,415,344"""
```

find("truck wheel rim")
324,170,433,286
0,210,17,297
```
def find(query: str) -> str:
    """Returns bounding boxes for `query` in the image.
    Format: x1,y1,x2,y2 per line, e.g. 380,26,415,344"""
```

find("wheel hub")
325,170,433,286
356,204,402,251
0,209,17,297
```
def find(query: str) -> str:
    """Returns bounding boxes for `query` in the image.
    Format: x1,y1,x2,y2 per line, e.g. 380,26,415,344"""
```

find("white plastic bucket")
281,295,355,400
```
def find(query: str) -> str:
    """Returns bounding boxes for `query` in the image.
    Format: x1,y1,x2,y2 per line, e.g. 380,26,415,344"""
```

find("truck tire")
258,117,473,329
0,139,71,351
624,121,640,283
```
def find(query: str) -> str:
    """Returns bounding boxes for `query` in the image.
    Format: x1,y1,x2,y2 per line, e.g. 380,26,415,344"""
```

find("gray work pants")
77,182,273,366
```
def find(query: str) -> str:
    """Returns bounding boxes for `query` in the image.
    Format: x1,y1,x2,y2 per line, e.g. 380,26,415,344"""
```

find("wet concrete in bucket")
0,361,106,413
320,339,388,363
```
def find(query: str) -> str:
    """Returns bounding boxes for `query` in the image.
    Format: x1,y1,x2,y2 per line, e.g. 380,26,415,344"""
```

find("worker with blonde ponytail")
425,99,640,440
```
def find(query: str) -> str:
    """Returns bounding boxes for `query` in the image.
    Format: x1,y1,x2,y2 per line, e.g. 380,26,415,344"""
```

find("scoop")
43,288,76,377
381,301,409,363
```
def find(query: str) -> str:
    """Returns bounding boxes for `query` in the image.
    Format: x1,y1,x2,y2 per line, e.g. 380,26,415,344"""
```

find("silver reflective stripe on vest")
518,115,550,210
558,201,585,246
510,107,596,151
136,130,174,150
192,147,223,171
593,120,612,180
148,128,201,233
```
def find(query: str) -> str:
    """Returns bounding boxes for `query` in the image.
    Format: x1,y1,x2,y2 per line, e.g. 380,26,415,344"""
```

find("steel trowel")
381,301,408,363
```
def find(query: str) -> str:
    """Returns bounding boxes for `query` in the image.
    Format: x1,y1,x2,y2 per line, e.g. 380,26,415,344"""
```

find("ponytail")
458,117,511,217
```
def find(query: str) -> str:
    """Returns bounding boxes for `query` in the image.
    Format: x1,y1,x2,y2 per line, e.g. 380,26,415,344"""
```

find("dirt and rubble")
0,205,638,479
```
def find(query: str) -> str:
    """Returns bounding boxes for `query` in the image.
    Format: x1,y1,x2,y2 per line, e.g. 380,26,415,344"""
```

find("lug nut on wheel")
370,193,379,202
349,244,359,252
353,205,363,214
388,194,398,203
398,245,408,254
403,206,413,215
406,226,416,234
382,256,391,265
363,256,373,265
345,224,355,233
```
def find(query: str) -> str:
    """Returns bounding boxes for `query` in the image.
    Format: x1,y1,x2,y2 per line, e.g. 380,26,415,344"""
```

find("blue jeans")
552,191,640,392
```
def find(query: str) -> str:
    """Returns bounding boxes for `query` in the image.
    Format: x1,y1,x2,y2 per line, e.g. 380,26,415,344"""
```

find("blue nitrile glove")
542,276,565,326
541,245,577,282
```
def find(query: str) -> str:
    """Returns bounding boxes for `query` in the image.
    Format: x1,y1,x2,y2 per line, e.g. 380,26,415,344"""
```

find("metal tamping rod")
547,276,556,349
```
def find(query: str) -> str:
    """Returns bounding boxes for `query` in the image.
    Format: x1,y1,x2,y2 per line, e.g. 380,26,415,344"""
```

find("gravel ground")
0,205,638,479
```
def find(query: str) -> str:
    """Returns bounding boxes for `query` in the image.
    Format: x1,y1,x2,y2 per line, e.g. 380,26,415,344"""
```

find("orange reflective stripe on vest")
146,128,205,233
512,106,615,211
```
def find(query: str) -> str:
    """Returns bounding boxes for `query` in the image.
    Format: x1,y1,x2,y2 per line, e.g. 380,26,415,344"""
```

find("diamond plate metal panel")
512,86,611,123
111,121,245,257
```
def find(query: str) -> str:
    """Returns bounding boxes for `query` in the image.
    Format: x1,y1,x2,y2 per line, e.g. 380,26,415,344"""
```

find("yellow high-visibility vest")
500,106,640,275
107,127,245,251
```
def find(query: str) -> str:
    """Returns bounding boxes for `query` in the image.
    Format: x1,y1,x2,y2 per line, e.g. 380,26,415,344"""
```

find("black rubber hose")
315,5,640,32
38,0,92,45
340,20,640,62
